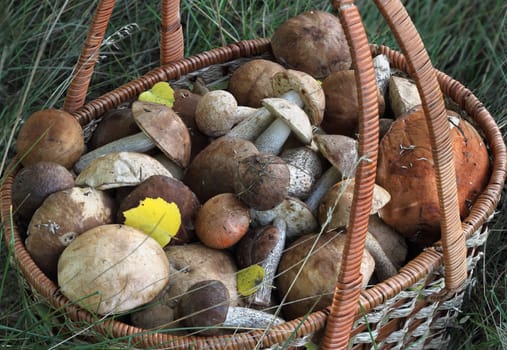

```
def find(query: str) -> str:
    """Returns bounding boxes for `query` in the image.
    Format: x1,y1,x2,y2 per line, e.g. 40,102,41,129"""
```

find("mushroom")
227,59,286,108
195,193,251,249
234,153,290,211
88,107,140,150
26,187,115,280
235,218,287,306
74,101,191,174
270,10,351,79
276,231,375,320
194,90,257,137
305,134,359,214
183,136,258,202
376,107,490,247
12,161,74,223
388,75,422,117
280,146,323,200
75,151,172,190
118,175,200,245
57,224,169,315
373,54,391,97
16,109,85,169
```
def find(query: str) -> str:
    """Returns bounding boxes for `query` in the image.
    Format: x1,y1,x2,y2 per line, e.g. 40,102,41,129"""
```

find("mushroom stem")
305,166,341,214
248,218,287,306
373,54,391,96
226,90,304,141
254,118,292,154
365,231,399,281
74,132,155,173
223,306,285,330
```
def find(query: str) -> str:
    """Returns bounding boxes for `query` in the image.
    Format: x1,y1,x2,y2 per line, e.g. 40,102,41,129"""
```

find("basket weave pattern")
1,0,506,349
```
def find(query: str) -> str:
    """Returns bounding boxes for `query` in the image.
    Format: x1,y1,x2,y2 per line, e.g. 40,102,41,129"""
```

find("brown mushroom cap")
26,187,115,280
376,107,491,246
88,107,140,150
276,231,374,320
228,59,286,108
12,161,74,222
16,109,85,169
131,101,191,168
234,153,290,210
183,136,259,202
57,224,169,315
270,10,351,79
313,133,359,178
118,175,200,245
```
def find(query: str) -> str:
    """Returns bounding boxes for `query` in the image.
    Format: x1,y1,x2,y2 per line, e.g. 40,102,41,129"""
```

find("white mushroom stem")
226,90,304,141
223,306,285,330
305,166,341,214
248,218,287,306
373,54,391,96
254,118,292,155
365,231,399,281
74,132,155,173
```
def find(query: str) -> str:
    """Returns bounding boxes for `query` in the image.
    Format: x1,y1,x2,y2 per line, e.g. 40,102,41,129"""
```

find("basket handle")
321,0,467,348
63,0,183,113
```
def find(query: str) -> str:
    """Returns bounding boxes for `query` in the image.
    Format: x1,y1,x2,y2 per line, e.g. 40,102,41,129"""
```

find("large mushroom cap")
58,224,169,315
270,10,351,79
16,109,85,169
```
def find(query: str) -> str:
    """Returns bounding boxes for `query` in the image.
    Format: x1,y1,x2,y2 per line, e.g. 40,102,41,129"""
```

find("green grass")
1,0,506,348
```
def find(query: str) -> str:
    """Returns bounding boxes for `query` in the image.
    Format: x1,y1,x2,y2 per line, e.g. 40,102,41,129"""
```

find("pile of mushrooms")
11,9,491,338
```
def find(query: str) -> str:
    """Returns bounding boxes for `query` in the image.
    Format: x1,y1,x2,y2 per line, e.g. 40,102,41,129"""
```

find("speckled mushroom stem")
223,306,285,330
248,218,287,306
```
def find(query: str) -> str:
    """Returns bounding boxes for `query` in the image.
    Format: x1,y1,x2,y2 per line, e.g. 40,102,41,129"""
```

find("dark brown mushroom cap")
12,161,74,222
228,59,286,108
117,175,200,245
183,136,259,202
235,224,280,269
177,280,230,336
270,10,351,79
16,109,85,169
88,107,140,150
234,153,290,211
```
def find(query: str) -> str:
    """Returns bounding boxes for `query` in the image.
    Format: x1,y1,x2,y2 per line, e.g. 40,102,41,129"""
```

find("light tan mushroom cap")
314,134,359,177
75,151,172,190
132,101,191,168
271,69,325,125
58,224,170,315
262,98,313,144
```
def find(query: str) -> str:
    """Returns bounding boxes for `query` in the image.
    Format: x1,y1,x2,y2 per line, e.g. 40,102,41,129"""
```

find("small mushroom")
195,193,251,249
58,224,170,315
26,187,115,280
280,146,323,199
194,90,256,137
16,109,85,169
75,151,172,190
234,153,290,211
12,161,74,223
74,101,191,174
228,59,286,108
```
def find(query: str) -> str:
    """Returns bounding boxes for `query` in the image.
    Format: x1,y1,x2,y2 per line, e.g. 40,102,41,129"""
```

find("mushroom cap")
26,187,115,280
313,134,358,178
234,153,290,210
250,197,318,241
131,101,191,168
376,107,490,246
261,97,313,144
57,224,169,315
16,109,85,169
118,175,200,245
89,107,140,150
235,224,281,268
276,231,374,320
75,151,172,190
178,280,230,336
318,179,391,232
183,136,259,202
270,10,351,79
228,59,286,108
195,193,250,249
271,69,325,125
12,161,74,222
163,243,241,309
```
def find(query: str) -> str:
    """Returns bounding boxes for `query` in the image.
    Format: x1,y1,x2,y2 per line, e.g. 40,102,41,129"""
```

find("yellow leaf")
237,264,265,296
138,81,175,108
123,197,181,247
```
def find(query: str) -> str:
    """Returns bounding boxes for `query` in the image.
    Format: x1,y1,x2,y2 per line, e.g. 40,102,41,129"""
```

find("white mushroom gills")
248,218,287,306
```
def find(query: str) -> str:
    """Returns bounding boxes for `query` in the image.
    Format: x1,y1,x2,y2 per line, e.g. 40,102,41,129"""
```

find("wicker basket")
1,0,506,349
